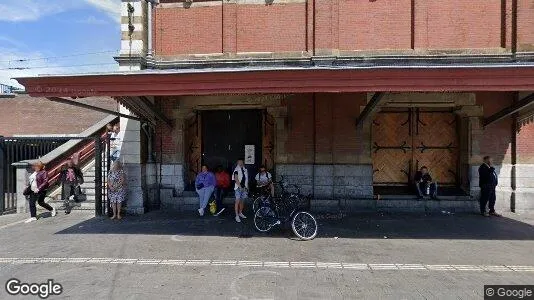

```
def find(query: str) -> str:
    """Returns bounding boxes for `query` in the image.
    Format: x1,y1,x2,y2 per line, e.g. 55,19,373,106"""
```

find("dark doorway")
202,110,262,177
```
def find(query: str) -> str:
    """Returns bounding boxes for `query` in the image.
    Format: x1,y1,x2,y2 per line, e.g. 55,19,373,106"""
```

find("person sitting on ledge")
414,166,439,200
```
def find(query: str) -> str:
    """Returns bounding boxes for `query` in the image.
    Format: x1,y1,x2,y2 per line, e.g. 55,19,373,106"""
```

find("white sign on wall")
245,145,255,165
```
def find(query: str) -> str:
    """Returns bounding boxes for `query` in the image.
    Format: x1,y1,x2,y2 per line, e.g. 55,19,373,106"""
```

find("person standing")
60,158,84,214
214,166,230,216
255,165,274,197
195,165,216,216
108,161,127,220
25,161,56,223
233,159,248,223
110,124,122,162
478,156,501,217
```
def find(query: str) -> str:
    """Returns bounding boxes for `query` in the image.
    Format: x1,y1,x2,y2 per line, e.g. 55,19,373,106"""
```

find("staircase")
48,159,101,211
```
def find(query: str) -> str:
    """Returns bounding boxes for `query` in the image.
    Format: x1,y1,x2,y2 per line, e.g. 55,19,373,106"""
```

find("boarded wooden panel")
413,111,459,185
262,111,275,171
372,110,459,186
184,112,202,188
372,111,412,184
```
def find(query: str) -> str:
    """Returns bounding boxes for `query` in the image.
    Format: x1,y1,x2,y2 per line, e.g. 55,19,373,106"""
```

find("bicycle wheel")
291,211,318,240
254,206,277,232
252,195,269,212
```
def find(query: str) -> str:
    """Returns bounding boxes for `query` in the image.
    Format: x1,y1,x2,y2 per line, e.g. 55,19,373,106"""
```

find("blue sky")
0,0,121,88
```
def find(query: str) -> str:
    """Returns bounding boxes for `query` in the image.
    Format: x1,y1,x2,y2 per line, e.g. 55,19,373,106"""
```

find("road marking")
264,261,290,268
0,219,28,230
316,262,343,269
137,259,162,265
211,260,237,266
453,265,484,271
290,262,317,268
63,258,91,263
369,264,398,270
426,265,456,271
184,260,211,266
396,264,426,270
0,257,532,273
159,260,185,265
237,261,263,267
342,263,369,270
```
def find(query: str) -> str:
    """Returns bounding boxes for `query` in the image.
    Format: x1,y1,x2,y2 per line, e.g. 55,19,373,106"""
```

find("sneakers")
214,207,225,216
51,208,57,217
198,208,204,217
482,212,490,217
238,213,247,219
489,212,502,217
235,215,241,223
25,217,37,223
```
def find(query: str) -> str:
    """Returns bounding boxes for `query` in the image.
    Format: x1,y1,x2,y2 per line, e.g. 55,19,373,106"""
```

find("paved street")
0,210,533,299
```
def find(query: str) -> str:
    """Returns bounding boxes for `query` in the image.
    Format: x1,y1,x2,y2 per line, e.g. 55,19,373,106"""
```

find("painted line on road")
0,219,28,230
0,257,532,273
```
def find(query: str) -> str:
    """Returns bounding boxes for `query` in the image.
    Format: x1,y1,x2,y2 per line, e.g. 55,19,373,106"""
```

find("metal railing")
0,137,66,214
0,116,118,216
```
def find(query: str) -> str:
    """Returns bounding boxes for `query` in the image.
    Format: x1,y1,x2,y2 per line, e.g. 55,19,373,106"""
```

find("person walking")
478,156,501,217
25,161,56,223
195,165,216,217
214,166,230,216
108,161,127,220
60,158,84,214
233,159,249,223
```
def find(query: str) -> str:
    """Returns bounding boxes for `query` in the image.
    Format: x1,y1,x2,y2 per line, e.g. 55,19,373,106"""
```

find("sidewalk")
1,209,533,265
1,210,533,299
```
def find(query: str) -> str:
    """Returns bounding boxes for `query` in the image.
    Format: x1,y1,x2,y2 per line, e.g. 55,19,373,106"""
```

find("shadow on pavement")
54,210,534,240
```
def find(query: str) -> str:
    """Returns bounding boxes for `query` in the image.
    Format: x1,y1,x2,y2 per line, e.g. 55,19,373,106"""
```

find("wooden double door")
184,110,275,190
372,109,459,186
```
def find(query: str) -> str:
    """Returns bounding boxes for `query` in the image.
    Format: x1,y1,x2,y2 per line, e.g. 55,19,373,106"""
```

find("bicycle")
253,187,317,240
251,176,302,213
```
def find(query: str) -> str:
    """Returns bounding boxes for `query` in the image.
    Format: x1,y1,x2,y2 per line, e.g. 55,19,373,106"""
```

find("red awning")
16,66,534,97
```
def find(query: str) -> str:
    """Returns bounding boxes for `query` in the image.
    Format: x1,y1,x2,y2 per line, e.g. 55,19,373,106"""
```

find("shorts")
234,188,248,201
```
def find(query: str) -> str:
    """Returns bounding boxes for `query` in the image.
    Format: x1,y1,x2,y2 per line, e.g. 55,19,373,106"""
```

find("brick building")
16,0,534,214
0,93,117,136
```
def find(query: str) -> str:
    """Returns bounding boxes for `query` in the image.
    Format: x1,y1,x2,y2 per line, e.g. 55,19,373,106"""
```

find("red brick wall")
284,94,314,163
313,0,335,51
338,0,412,50
154,97,178,160
153,1,529,57
236,3,306,52
153,6,223,56
415,0,502,49
331,93,367,163
518,0,534,51
0,95,117,136
284,93,366,164
517,119,534,164
476,92,514,164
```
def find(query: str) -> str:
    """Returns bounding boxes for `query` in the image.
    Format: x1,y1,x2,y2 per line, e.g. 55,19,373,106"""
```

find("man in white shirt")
233,159,248,223
255,165,274,197
110,124,122,161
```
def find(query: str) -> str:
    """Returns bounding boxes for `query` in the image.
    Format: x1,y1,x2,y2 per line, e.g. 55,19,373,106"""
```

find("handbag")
23,186,32,196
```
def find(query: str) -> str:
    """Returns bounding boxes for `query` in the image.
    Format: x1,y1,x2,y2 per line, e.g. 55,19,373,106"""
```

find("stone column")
119,105,146,214
13,163,30,214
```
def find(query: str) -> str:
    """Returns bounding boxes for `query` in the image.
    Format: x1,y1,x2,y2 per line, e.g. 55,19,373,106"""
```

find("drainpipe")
146,0,158,59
